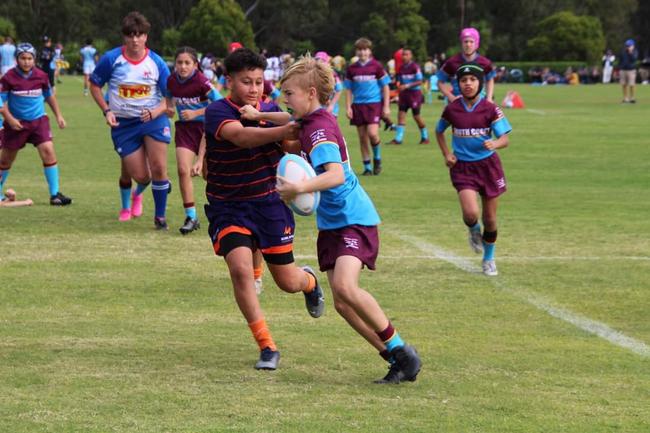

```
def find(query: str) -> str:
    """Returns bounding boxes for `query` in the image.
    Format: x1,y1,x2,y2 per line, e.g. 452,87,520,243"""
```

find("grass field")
1,79,649,433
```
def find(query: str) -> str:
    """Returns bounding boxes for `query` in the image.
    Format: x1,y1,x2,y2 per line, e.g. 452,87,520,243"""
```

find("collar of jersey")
121,46,150,65
461,95,483,112
175,69,197,84
16,68,34,79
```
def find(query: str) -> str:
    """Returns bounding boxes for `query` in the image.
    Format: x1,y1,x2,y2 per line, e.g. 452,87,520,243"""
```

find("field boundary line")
394,232,650,358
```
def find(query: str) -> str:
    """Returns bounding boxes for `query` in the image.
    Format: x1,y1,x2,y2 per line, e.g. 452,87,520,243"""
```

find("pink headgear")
229,42,243,53
314,51,330,62
459,28,480,49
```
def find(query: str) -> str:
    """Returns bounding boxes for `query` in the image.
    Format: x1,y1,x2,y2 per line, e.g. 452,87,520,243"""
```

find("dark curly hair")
224,48,266,75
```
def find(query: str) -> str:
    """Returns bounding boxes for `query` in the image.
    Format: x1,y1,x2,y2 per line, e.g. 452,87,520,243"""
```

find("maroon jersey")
166,70,215,123
438,53,495,96
203,97,284,202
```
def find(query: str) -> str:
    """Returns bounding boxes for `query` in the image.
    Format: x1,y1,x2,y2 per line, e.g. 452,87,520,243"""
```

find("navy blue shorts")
205,198,296,265
111,116,171,158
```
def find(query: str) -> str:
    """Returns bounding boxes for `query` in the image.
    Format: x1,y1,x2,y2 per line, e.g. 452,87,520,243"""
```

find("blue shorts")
205,197,296,265
111,116,171,158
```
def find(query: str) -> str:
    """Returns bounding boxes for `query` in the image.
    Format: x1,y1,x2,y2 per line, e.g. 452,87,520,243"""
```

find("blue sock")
483,242,496,261
120,186,132,210
372,143,381,160
395,125,405,142
363,160,372,171
43,164,60,197
151,180,169,218
0,169,10,200
185,206,197,220
420,127,429,140
469,222,481,234
135,181,150,196
385,332,405,353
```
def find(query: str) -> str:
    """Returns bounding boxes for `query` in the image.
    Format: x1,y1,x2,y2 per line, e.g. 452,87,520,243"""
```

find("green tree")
361,0,429,61
180,0,255,56
0,16,17,40
526,11,605,62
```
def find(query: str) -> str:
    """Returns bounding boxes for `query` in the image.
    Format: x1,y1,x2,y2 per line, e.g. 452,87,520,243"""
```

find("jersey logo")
118,84,151,99
343,237,360,250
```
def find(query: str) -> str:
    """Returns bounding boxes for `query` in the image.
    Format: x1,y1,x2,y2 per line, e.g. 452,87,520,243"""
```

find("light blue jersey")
80,45,97,68
299,109,381,230
0,43,16,70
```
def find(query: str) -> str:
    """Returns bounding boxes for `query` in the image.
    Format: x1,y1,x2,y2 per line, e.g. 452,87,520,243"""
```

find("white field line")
526,108,547,115
292,254,650,262
395,233,650,358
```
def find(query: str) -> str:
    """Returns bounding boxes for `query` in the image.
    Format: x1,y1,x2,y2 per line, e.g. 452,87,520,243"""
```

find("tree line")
0,0,646,63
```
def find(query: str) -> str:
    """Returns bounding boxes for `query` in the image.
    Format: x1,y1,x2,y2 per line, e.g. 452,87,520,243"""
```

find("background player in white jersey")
80,39,98,96
89,11,172,229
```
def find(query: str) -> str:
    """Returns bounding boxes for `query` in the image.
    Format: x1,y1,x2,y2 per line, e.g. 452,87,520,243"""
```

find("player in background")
314,51,342,117
203,48,325,370
344,38,390,176
435,63,511,276
242,54,422,383
80,39,98,96
390,48,429,145
437,28,495,103
0,43,71,205
166,46,222,235
39,37,56,94
0,37,17,77
90,11,172,228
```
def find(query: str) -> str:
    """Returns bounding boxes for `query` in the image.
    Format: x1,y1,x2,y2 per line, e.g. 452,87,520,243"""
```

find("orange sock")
303,271,316,293
248,318,276,351
253,266,263,280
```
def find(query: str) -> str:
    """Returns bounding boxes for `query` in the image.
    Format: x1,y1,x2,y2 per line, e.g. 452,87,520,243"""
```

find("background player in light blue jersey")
435,63,511,276
0,43,71,205
80,39,98,96
344,38,390,176
0,37,17,77
90,11,172,229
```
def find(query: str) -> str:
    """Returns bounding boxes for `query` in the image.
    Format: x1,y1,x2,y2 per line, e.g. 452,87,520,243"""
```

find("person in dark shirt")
619,39,638,103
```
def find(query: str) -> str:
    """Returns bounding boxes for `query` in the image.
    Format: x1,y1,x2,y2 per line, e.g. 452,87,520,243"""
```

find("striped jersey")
204,97,284,202
90,46,169,119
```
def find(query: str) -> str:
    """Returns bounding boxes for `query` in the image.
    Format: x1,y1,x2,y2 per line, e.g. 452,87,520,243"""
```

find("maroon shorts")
450,152,507,198
317,224,379,272
350,103,382,126
2,116,52,150
175,121,204,154
398,90,423,114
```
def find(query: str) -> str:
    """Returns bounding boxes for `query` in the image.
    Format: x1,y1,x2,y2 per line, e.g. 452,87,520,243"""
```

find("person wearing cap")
437,27,496,103
0,42,71,205
619,39,638,103
435,63,512,277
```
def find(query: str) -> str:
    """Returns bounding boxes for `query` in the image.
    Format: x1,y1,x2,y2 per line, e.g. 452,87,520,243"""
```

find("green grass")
1,79,649,432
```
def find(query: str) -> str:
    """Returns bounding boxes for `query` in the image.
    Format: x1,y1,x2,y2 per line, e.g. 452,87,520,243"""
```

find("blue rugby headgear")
15,43,37,59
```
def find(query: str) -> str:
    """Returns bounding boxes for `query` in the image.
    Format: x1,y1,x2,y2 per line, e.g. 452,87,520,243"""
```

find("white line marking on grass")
526,108,547,115
395,233,650,358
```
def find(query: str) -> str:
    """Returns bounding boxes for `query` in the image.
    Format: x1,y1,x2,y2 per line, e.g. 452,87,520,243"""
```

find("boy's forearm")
256,111,291,125
228,125,289,149
46,96,63,118
435,131,450,156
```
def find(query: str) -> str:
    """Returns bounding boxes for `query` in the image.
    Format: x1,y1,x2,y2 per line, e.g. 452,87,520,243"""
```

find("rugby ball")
277,154,320,216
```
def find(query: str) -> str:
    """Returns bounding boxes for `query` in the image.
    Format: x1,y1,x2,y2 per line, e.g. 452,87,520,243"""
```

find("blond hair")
280,53,334,106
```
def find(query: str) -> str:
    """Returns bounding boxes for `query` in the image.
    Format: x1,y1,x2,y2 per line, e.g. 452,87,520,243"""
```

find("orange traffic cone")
502,90,525,108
